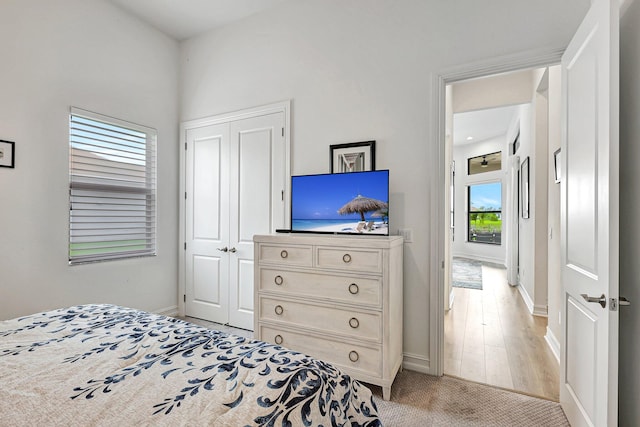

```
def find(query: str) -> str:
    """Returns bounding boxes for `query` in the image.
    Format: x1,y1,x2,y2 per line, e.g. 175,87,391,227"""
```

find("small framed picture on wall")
330,141,376,173
0,140,15,168
521,156,530,218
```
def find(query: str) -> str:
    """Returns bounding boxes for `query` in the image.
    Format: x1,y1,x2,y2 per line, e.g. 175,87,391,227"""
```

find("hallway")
444,264,559,401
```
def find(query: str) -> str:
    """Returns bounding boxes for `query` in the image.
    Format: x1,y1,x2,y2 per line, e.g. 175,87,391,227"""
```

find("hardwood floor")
444,264,560,401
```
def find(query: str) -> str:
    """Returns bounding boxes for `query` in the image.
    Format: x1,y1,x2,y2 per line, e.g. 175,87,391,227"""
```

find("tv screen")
291,170,389,235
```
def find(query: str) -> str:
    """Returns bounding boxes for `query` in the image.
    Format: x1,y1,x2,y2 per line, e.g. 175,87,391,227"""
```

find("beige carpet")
368,370,569,426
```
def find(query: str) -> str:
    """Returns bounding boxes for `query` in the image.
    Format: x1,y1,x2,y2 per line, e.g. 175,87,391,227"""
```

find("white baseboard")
402,352,430,374
516,284,548,317
452,253,506,267
533,304,548,317
517,284,535,314
155,305,179,317
545,326,561,363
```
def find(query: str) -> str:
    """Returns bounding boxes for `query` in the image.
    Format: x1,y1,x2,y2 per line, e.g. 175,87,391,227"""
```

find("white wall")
0,0,180,320
619,0,640,423
452,137,507,265
511,69,551,317
452,69,535,113
546,65,562,357
179,0,589,372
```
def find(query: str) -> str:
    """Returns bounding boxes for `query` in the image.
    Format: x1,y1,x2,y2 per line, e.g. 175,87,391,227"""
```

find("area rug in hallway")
452,257,483,290
370,370,568,426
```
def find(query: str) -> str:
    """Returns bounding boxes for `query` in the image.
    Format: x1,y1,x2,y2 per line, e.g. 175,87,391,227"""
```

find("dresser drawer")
258,268,381,307
316,246,383,273
258,244,312,267
260,325,381,378
259,297,381,342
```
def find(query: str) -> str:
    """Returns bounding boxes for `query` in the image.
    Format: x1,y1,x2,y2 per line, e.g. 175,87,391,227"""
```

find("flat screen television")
290,170,389,235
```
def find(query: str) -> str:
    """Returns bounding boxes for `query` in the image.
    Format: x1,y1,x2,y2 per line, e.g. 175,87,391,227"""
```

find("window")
468,182,502,245
69,108,156,264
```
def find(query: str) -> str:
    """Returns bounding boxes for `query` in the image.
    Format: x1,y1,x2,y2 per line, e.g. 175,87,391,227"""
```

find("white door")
228,113,286,330
560,0,619,425
185,124,230,324
185,112,286,330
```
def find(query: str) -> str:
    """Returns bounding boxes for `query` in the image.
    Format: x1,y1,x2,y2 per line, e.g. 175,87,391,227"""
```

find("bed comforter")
0,304,381,426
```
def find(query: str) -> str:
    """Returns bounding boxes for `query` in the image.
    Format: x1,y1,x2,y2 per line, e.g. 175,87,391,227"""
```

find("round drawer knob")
348,283,359,295
274,305,284,315
274,275,283,285
349,317,360,329
342,253,352,263
349,350,359,362
280,250,288,259
274,334,283,345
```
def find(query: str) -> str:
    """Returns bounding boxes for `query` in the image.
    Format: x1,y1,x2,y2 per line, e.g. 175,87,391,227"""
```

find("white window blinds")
69,108,156,264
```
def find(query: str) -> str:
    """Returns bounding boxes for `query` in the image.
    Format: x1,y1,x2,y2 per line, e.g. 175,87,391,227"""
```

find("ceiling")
107,0,289,41
453,105,519,146
108,0,523,145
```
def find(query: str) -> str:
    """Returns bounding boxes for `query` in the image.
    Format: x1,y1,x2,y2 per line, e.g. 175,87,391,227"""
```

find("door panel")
193,255,222,304
228,113,285,330
560,0,619,425
185,124,230,324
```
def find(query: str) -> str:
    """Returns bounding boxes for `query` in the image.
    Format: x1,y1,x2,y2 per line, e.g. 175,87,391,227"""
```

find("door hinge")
281,127,284,137
281,190,284,201
183,294,186,303
185,142,187,150
185,192,187,200
184,242,186,250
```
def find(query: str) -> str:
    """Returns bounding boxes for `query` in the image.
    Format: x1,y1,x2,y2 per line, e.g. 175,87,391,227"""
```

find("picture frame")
0,140,15,168
330,141,375,173
521,156,530,219
553,148,561,183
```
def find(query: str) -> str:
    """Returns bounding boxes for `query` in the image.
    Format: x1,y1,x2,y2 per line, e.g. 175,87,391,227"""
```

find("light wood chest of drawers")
253,234,403,400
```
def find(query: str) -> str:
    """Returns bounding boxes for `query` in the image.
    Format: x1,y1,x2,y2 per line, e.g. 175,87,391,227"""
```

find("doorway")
442,68,560,400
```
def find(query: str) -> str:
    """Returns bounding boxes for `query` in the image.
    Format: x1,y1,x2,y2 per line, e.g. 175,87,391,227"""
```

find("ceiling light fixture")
466,136,474,141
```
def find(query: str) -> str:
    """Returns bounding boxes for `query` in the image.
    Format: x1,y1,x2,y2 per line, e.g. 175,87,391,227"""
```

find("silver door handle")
581,293,607,309
229,247,237,253
620,296,631,306
217,247,228,252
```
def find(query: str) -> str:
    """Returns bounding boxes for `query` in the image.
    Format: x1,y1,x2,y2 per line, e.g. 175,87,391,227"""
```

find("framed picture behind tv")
329,141,375,173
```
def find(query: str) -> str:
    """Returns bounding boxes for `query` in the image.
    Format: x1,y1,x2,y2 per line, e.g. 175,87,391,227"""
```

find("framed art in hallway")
0,140,15,168
554,148,561,183
330,140,375,173
521,156,530,218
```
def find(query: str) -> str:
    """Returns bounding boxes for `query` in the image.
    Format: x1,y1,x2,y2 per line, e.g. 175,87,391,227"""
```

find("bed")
0,304,381,426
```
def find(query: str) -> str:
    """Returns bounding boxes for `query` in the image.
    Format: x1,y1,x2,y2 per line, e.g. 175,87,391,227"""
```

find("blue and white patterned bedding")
0,304,381,426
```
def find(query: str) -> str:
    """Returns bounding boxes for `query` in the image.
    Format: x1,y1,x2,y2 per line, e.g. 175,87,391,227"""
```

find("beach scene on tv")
291,171,389,235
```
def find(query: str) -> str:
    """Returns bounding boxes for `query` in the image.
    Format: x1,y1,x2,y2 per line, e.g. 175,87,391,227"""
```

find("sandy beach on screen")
306,221,388,234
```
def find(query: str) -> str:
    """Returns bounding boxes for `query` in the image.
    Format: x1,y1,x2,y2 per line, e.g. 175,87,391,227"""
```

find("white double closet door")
184,111,287,330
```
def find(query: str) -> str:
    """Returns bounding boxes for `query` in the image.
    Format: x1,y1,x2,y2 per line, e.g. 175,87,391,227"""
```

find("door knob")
581,293,607,309
217,247,228,252
229,247,237,253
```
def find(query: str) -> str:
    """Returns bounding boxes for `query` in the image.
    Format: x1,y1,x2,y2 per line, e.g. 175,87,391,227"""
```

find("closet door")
228,113,286,330
184,124,230,324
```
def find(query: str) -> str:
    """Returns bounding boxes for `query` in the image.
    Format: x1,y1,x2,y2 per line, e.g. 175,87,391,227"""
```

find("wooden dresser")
253,233,403,400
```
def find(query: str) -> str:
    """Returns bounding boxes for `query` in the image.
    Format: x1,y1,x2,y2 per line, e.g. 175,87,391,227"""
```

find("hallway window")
468,182,502,244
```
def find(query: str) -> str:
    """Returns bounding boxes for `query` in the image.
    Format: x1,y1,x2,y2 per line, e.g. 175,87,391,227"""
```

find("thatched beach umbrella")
371,207,389,223
338,195,388,222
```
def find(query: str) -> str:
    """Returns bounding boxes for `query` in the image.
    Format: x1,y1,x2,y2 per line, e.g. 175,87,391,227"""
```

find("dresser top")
253,233,404,248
